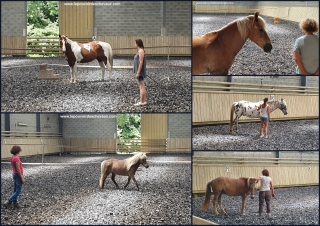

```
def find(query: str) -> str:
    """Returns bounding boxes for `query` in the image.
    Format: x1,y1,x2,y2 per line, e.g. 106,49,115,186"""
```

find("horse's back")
211,177,247,196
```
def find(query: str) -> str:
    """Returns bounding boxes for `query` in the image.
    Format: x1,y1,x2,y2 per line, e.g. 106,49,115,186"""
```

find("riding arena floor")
1,153,191,225
192,185,319,225
193,13,311,75
193,119,319,150
1,56,191,112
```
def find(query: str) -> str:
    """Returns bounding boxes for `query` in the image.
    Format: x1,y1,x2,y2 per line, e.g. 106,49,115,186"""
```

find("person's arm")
314,68,319,75
257,105,261,111
15,161,25,184
270,181,274,197
253,177,261,181
294,51,309,75
135,50,145,78
267,105,271,121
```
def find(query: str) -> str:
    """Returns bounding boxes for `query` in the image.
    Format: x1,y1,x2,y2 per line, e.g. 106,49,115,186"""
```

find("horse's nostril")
263,43,272,52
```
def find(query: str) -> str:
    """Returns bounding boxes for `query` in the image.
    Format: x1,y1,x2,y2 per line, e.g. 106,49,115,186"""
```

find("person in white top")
254,169,275,217
257,98,271,138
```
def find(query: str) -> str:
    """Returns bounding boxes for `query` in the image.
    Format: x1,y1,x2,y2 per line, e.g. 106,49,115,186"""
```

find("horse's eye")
259,28,264,32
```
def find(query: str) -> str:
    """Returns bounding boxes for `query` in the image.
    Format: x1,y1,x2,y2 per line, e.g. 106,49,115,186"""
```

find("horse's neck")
219,22,248,57
269,101,279,113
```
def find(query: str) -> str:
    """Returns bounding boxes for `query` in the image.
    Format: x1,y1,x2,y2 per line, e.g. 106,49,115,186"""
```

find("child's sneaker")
13,203,20,209
3,201,12,209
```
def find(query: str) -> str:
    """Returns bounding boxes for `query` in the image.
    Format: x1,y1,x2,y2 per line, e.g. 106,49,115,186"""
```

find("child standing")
3,146,25,209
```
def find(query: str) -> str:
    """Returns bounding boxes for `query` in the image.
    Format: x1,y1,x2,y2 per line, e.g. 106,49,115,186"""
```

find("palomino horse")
192,12,272,75
230,99,288,132
99,153,149,191
201,177,258,215
59,35,113,83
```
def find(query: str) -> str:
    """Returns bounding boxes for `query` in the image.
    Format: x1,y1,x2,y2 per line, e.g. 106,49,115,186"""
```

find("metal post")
41,139,44,164
167,36,170,81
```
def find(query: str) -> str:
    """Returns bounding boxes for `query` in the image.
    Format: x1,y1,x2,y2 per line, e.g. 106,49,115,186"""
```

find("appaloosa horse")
201,177,258,215
192,12,272,75
59,35,113,82
99,153,149,191
230,99,288,132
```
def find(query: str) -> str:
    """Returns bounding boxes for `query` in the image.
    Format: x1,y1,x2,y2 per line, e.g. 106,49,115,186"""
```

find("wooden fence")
193,80,319,125
1,36,191,56
193,156,319,195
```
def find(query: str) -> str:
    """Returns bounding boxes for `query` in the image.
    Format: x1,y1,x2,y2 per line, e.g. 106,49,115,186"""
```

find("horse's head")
279,98,288,115
247,177,258,199
59,34,68,53
247,12,272,53
139,153,149,168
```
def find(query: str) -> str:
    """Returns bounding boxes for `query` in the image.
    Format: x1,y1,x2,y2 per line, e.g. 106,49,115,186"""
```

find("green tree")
28,1,58,28
117,114,141,140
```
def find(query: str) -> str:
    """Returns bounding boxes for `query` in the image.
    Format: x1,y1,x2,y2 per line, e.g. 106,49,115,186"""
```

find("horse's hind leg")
218,193,227,214
111,173,120,189
241,195,246,215
105,58,112,81
212,194,220,215
98,61,105,81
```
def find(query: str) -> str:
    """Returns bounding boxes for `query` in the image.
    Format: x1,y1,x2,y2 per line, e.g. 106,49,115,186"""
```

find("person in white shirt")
254,169,275,217
257,98,271,138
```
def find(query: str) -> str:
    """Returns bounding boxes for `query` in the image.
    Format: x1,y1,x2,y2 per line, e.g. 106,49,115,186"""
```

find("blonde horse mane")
236,15,267,41
124,153,146,171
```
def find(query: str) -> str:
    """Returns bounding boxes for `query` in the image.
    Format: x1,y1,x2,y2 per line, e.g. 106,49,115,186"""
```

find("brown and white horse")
99,153,149,191
230,99,288,132
59,35,113,83
192,12,272,75
201,177,258,215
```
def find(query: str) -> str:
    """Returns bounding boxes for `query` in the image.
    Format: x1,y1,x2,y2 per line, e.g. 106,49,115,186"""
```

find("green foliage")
27,22,59,37
117,114,141,140
28,1,58,29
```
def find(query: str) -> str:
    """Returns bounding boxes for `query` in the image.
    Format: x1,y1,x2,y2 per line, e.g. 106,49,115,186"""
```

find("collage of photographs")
1,1,319,225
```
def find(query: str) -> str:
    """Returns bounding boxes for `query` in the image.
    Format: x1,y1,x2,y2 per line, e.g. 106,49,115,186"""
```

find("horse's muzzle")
263,43,272,52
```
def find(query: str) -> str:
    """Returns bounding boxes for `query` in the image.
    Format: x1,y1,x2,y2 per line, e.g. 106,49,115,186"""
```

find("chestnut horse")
201,177,258,215
192,12,272,75
230,99,288,132
59,35,113,83
99,153,149,191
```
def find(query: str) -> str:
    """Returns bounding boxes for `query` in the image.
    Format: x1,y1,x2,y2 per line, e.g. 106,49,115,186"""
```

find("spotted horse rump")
59,35,113,83
230,99,288,132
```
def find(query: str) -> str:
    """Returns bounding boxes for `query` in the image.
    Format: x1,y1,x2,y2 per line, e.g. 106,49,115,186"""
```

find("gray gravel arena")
1,153,191,225
1,56,191,112
192,186,319,225
193,13,313,75
193,119,319,150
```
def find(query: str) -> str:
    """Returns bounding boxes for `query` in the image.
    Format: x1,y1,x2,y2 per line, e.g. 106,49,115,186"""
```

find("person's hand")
136,73,140,78
21,177,25,184
272,193,275,197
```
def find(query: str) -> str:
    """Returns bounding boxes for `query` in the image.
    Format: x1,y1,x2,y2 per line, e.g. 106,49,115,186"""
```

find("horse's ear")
254,12,260,21
281,98,284,101
59,34,61,38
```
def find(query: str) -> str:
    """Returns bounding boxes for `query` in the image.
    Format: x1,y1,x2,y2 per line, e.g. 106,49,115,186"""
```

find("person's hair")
263,97,268,104
262,169,269,176
10,145,22,155
135,39,144,49
300,18,319,33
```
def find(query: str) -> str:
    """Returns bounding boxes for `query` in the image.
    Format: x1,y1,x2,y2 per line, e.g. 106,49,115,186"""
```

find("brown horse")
201,177,258,215
192,12,272,75
99,153,149,191
59,35,113,83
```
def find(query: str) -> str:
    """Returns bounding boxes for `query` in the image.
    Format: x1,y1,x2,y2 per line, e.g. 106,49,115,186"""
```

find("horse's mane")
236,15,266,41
124,153,146,171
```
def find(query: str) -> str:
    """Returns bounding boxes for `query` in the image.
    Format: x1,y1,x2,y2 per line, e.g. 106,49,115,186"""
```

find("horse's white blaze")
62,40,66,52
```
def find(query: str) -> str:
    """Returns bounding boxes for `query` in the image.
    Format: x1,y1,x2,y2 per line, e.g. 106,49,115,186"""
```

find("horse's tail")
230,103,235,132
200,181,212,211
109,46,113,68
100,160,105,174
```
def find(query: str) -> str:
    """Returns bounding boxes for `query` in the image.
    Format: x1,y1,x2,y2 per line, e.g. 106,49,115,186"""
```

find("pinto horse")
201,177,258,215
59,35,113,83
99,153,149,191
192,12,272,75
230,99,288,132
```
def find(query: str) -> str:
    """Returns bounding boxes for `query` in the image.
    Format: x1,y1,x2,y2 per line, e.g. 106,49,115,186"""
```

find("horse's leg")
212,194,219,215
111,173,120,189
69,66,74,83
74,63,78,82
131,175,140,191
98,61,105,81
106,58,112,81
241,195,246,215
124,177,131,189
235,116,240,133
218,193,227,214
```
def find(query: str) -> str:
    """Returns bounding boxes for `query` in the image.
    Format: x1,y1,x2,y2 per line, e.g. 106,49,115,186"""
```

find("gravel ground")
1,153,191,225
193,13,316,75
1,56,191,112
192,186,319,225
193,119,319,150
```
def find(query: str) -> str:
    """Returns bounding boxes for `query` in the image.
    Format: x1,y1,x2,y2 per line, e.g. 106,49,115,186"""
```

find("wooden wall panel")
167,138,191,153
1,138,61,159
62,138,116,153
193,165,319,193
193,92,319,124
1,37,27,55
